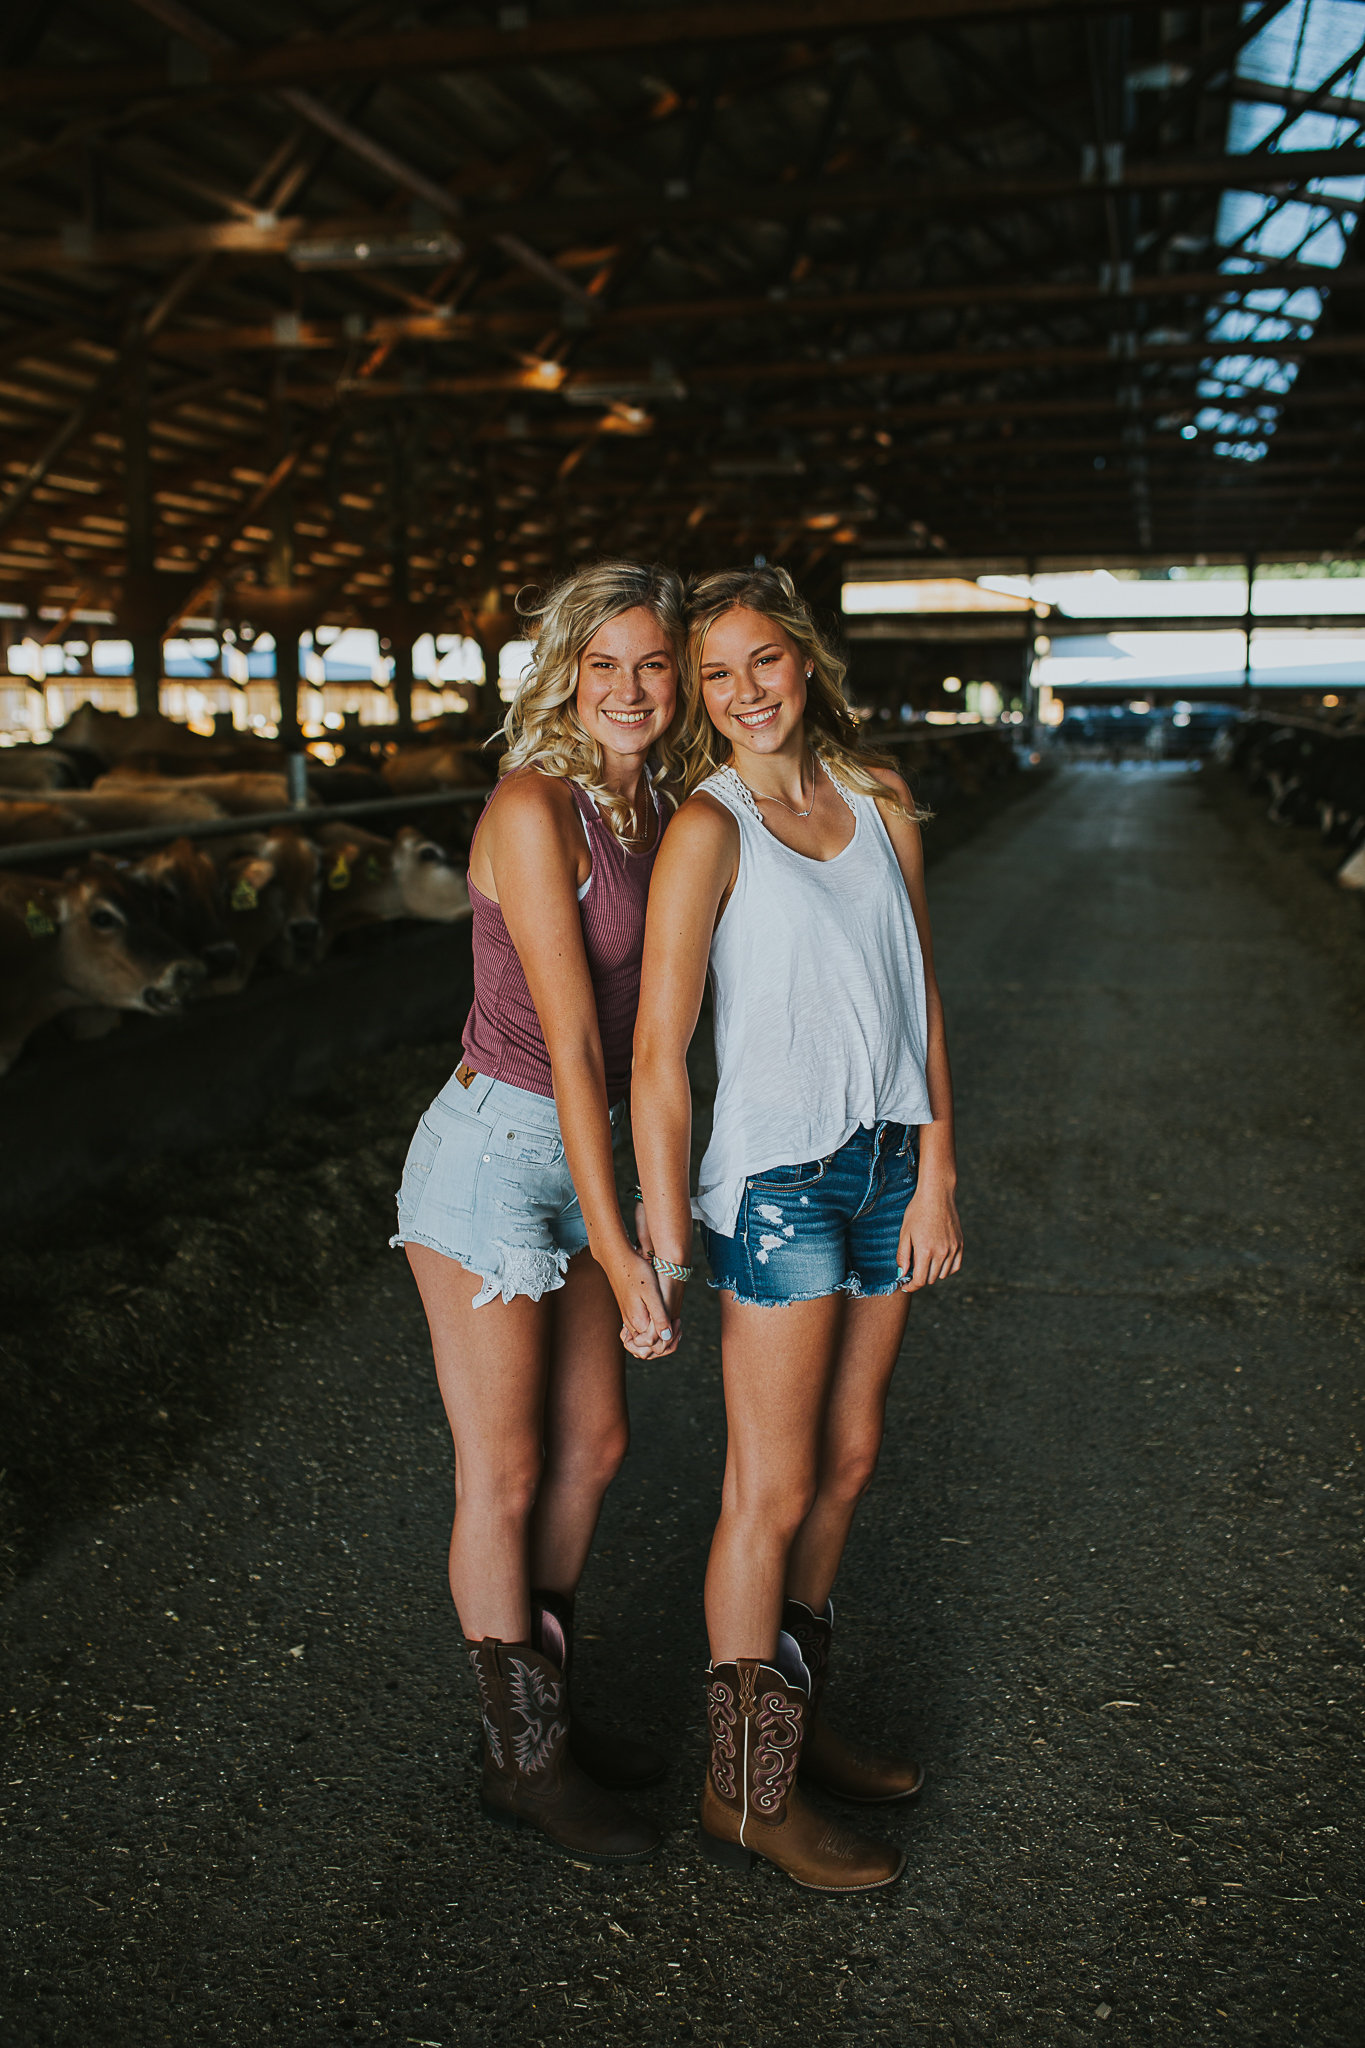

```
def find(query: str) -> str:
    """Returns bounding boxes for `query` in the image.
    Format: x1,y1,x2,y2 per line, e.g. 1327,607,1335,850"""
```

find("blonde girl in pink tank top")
392,562,682,1865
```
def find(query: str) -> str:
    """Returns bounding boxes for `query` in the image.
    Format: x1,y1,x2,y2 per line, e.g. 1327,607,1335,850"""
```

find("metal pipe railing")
0,726,1027,870
0,784,489,869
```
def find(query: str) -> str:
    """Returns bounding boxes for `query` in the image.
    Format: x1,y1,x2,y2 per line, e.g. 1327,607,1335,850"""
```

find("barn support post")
390,620,414,734
388,432,414,734
275,625,306,794
266,373,308,799
1022,558,1040,732
1243,549,1256,705
121,337,162,717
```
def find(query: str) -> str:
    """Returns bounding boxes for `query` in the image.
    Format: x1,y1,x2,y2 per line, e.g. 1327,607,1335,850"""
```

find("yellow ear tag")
364,853,382,883
230,875,259,912
328,851,351,891
25,898,56,939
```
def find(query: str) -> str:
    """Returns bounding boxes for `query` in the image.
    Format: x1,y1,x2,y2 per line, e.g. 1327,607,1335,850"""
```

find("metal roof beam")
0,1,1189,113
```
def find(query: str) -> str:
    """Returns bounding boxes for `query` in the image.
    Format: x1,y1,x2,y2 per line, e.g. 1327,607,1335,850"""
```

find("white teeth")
735,705,778,727
602,710,650,725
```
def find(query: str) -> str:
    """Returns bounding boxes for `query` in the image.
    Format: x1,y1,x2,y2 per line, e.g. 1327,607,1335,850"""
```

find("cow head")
259,827,322,966
134,838,240,982
57,860,208,1012
391,826,471,921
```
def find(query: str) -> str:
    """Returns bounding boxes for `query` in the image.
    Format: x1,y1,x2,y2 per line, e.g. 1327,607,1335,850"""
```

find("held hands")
896,1177,964,1293
608,1230,681,1360
612,1198,682,1359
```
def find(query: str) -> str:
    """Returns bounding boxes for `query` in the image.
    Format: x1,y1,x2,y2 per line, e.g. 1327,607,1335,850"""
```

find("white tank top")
693,763,934,1238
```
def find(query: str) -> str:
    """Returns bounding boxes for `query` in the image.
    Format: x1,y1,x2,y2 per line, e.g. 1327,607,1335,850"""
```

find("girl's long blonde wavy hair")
499,559,686,841
680,564,928,820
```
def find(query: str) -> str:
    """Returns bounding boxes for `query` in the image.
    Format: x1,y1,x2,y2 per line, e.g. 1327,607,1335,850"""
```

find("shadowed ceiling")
1,0,1362,641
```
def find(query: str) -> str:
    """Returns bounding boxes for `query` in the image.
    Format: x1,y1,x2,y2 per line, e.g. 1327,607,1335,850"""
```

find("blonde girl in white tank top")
633,566,963,1895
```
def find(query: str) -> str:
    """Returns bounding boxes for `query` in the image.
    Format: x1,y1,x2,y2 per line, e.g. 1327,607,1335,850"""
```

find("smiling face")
574,605,678,772
698,605,810,762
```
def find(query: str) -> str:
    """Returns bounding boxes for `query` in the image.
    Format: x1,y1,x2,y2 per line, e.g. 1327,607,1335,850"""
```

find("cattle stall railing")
0,785,490,869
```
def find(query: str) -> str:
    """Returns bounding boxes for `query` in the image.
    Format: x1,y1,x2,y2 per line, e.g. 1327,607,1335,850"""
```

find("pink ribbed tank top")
461,778,662,1104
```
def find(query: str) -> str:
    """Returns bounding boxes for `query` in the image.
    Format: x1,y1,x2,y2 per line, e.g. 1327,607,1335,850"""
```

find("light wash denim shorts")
390,1067,624,1307
701,1121,920,1308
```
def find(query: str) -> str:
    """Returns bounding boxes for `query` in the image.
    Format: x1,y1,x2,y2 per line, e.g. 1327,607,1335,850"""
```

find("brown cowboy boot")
468,1637,658,1863
531,1588,667,1791
698,1651,905,1893
781,1597,925,1804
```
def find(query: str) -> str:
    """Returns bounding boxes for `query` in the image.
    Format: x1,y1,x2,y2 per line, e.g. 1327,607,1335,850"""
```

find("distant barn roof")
1,0,1362,631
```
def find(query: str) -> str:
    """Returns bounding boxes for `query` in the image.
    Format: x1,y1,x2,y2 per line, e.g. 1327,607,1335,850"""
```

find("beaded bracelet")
651,1254,694,1283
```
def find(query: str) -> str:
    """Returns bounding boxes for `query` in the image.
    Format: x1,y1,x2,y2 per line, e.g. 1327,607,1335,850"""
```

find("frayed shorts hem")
389,1229,589,1307
705,1274,904,1309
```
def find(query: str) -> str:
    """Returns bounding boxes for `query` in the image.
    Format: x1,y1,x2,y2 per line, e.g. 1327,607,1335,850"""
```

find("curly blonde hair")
499,560,686,840
679,564,927,820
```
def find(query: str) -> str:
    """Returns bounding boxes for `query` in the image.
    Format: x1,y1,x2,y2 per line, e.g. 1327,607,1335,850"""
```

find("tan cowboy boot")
531,1589,667,1791
698,1653,905,1893
469,1638,658,1863
782,1597,925,1803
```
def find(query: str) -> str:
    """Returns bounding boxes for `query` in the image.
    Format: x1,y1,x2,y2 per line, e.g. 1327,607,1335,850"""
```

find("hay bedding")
0,1037,461,1600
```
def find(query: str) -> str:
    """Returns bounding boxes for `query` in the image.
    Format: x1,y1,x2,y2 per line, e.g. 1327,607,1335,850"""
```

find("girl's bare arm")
631,797,739,1339
490,773,673,1347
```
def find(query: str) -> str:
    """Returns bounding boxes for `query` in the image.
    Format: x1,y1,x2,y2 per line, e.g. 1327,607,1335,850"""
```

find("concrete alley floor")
2,764,1362,2047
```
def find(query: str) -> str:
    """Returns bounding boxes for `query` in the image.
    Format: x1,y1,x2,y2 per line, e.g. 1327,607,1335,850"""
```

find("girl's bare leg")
703,1292,844,1663
529,1251,631,1596
408,1244,551,1643
783,1290,911,1613
408,1244,632,1644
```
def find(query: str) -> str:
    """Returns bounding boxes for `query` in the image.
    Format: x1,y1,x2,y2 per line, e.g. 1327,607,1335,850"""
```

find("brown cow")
0,862,206,1074
134,838,241,984
0,799,86,850
95,769,290,815
313,822,469,955
38,786,226,831
218,827,322,986
100,757,384,803
0,745,86,793
57,706,216,765
380,740,494,798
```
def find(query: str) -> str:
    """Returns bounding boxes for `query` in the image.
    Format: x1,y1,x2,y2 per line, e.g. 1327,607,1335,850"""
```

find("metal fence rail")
0,726,1024,871
0,785,489,869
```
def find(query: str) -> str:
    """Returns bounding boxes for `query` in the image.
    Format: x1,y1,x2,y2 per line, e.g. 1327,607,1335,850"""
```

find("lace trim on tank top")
715,760,855,829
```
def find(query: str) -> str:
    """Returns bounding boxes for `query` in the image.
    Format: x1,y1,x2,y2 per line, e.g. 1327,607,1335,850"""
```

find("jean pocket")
488,1124,564,1168
749,1157,827,1192
414,1104,488,1217
397,1116,442,1224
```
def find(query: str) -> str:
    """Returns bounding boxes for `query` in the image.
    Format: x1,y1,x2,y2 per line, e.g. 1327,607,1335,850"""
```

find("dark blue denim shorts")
701,1121,921,1308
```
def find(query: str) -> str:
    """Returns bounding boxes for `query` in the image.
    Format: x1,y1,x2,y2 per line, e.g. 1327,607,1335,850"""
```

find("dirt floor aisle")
2,765,1362,2048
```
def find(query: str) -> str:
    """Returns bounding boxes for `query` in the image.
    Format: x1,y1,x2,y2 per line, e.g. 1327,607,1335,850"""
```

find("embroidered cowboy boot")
781,1596,924,1804
531,1588,668,1790
468,1638,658,1863
698,1653,905,1893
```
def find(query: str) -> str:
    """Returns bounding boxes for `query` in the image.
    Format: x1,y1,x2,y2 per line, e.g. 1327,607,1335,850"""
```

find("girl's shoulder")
479,765,585,856
862,761,915,808
679,775,744,832
653,783,741,868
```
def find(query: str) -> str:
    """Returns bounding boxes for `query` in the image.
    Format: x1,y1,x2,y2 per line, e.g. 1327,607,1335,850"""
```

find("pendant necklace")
744,752,819,820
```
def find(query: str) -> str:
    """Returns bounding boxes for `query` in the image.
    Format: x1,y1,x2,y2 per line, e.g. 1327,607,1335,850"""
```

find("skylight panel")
1196,0,1365,464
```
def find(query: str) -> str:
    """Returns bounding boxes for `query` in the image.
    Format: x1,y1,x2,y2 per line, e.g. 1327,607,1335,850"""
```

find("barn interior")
2,0,1364,748
2,7,1363,2047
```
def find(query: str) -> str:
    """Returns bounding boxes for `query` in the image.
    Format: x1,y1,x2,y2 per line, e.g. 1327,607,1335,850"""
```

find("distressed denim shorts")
701,1121,921,1308
390,1068,624,1307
